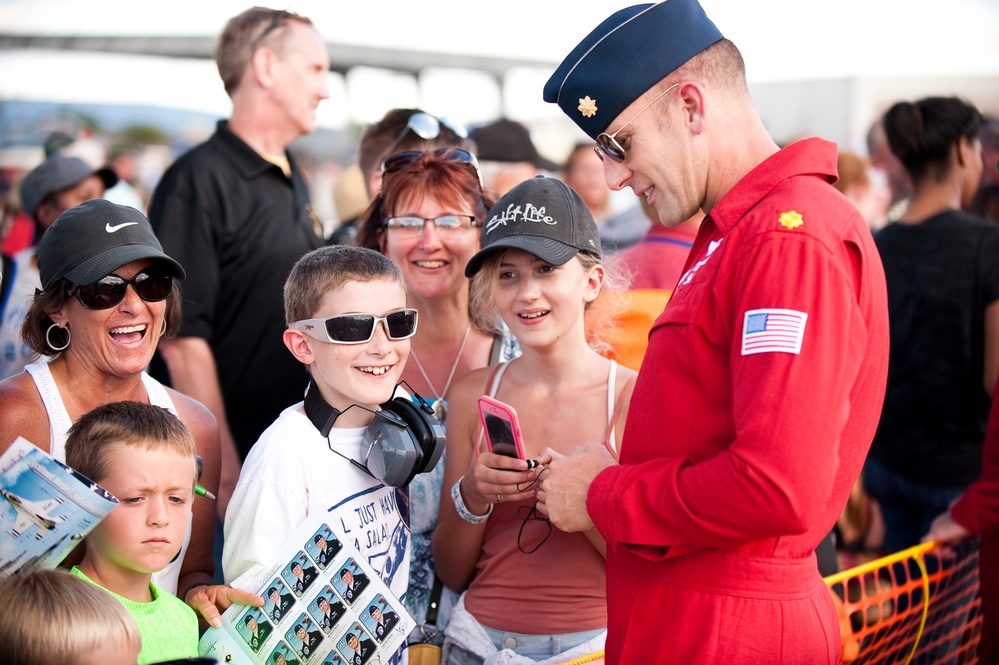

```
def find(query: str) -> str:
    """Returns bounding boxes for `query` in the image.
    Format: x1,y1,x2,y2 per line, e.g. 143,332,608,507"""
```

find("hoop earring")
160,319,167,337
45,323,70,352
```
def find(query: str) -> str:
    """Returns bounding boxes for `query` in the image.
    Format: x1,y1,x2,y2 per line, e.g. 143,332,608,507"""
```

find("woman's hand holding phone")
461,396,551,507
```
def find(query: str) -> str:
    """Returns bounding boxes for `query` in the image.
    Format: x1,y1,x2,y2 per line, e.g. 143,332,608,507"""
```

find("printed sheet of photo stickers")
200,514,413,665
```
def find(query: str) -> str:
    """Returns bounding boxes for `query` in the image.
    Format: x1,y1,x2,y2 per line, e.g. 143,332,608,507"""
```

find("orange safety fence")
824,538,983,664
566,539,982,665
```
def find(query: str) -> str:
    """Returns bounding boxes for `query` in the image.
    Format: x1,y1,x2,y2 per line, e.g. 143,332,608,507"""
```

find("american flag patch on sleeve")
741,308,808,356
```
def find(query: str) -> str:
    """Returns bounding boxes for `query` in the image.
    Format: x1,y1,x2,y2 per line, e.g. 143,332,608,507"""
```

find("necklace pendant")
432,398,448,422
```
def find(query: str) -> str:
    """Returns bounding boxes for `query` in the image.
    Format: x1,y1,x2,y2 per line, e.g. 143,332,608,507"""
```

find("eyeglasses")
289,308,419,344
594,83,679,163
381,148,484,191
68,266,174,310
383,215,481,236
251,10,292,51
382,112,468,160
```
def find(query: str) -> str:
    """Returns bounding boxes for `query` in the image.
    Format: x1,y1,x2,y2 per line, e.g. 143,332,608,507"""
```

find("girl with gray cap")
433,176,635,664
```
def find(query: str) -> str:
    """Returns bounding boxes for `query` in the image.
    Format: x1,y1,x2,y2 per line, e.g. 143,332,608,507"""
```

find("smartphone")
477,395,526,459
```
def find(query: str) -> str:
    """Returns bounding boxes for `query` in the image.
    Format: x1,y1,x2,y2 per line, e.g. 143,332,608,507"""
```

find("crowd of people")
1,2,998,665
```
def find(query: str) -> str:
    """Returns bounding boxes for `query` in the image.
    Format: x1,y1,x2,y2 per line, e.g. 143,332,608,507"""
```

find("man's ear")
678,81,707,135
250,45,278,89
283,328,315,365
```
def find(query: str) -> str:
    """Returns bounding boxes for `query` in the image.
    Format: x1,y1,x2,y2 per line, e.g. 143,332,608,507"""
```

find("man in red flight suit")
536,1,890,663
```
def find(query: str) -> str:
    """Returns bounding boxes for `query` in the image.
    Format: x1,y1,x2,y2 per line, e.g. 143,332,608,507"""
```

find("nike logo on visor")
105,222,138,233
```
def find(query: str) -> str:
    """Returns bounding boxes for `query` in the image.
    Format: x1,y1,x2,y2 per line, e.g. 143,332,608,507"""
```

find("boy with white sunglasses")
223,246,415,664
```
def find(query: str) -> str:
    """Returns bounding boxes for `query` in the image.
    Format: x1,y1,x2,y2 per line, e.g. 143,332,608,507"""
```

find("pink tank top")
463,360,626,634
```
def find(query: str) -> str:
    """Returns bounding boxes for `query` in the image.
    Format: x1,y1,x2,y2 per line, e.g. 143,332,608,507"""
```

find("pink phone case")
478,395,526,459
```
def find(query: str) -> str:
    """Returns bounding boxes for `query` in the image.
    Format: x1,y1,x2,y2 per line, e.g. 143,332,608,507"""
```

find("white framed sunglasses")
289,308,418,344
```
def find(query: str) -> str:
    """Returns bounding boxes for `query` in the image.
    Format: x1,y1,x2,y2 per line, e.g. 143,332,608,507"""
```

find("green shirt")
71,566,199,664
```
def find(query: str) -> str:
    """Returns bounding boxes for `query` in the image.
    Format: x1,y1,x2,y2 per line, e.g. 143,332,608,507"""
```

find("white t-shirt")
223,403,411,611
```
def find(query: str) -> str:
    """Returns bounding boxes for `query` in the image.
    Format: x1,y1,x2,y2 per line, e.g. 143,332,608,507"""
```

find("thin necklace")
410,323,471,422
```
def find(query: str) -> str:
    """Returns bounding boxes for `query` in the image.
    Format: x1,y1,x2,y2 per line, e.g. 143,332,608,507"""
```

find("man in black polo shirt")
148,7,328,513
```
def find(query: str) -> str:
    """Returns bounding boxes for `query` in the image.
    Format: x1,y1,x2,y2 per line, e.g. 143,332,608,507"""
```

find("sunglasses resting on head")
380,148,484,191
382,112,468,160
289,308,419,344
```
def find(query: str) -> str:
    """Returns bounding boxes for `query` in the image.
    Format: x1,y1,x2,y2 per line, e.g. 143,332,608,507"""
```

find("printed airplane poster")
0,437,118,580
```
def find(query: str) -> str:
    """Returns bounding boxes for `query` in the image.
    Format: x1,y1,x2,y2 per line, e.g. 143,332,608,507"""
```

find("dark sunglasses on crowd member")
380,148,484,191
289,308,419,345
67,265,174,310
382,112,468,160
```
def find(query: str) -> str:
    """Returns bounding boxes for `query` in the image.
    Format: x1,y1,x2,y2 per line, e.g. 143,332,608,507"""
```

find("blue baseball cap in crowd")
465,176,601,277
543,0,724,139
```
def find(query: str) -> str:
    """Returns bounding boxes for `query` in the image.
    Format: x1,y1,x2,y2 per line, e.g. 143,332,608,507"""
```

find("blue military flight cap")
543,0,724,140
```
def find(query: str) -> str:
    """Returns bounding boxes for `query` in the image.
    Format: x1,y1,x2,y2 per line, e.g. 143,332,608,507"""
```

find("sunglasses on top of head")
380,148,484,191
251,9,293,50
289,308,419,344
68,266,175,310
382,112,469,160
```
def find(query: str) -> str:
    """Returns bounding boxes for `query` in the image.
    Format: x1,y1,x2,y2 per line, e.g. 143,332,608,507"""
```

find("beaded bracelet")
451,476,492,525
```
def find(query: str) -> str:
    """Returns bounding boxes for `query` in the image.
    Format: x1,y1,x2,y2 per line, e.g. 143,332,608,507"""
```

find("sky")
2,0,997,76
1,0,998,135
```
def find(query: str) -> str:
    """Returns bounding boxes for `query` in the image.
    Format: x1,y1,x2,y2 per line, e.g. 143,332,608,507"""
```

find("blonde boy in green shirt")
65,401,201,664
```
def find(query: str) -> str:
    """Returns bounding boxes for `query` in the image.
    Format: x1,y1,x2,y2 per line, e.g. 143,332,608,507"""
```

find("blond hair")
0,569,141,665
284,246,404,324
469,250,629,354
667,38,747,93
65,401,198,486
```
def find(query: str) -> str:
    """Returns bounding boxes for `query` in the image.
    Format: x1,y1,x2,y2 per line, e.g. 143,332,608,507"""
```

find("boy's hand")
186,584,265,628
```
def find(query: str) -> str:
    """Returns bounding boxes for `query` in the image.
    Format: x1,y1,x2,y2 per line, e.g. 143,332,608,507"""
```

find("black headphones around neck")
303,379,445,487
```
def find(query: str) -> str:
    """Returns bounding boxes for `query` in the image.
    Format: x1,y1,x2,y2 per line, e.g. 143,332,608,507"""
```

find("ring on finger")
496,493,502,504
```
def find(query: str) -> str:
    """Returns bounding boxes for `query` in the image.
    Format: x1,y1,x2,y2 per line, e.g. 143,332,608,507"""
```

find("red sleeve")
589,231,879,557
951,396,999,534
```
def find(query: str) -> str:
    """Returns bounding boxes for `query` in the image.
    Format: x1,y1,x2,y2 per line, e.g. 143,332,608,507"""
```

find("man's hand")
922,510,972,548
536,444,617,533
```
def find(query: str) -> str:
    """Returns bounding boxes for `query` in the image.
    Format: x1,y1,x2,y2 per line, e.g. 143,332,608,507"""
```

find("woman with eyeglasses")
432,177,635,664
0,199,262,624
356,148,520,648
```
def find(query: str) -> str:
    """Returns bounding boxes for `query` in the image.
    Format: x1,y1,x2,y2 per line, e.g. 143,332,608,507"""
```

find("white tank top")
24,362,193,593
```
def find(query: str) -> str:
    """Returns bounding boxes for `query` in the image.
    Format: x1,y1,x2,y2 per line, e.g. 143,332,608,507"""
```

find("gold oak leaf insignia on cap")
778,210,804,230
578,96,598,118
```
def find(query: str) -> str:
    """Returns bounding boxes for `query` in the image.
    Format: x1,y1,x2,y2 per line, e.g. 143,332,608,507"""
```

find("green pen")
195,484,217,500
193,455,216,499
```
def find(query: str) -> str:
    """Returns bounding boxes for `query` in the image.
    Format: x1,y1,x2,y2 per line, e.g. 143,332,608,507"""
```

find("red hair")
355,149,494,251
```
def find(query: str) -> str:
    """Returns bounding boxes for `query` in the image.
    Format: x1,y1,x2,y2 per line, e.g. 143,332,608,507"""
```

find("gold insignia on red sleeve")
778,210,804,230
578,96,598,118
